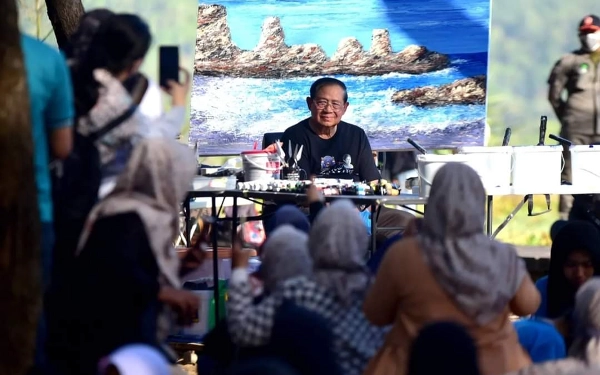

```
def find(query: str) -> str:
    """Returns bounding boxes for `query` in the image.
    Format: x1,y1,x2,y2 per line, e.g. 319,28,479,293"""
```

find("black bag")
52,105,137,274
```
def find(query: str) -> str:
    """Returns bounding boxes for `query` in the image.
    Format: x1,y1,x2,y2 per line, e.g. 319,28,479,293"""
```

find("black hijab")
547,221,600,318
408,321,480,375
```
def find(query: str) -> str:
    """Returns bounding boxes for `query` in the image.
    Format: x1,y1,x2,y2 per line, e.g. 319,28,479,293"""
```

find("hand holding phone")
232,233,251,270
159,46,191,106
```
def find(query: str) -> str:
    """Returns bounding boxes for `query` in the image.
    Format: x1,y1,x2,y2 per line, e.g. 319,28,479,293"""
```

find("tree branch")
44,0,85,50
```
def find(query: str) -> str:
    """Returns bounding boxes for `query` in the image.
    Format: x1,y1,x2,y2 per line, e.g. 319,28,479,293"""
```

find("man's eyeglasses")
312,99,344,111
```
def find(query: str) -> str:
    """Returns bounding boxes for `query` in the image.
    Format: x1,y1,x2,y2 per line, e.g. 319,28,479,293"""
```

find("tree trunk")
45,0,85,50
0,0,42,373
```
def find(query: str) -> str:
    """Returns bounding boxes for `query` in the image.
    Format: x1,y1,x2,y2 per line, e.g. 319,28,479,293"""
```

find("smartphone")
159,46,180,88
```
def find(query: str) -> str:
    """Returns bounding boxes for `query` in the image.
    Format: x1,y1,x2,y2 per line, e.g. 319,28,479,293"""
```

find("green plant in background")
487,0,600,144
18,0,54,42
34,0,53,41
482,0,600,246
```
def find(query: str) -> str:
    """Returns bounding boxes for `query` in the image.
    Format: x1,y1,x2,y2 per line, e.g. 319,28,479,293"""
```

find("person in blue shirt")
513,319,566,363
534,220,600,320
21,33,74,370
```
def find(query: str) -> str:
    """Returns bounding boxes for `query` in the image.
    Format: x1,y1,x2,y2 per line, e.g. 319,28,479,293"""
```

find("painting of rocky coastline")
190,0,490,154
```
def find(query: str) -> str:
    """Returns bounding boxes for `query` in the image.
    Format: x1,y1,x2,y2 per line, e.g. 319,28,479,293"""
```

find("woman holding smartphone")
53,11,193,278
65,10,191,180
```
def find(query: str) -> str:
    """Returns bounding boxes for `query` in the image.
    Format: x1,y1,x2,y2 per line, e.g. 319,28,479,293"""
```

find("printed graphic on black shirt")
320,154,354,176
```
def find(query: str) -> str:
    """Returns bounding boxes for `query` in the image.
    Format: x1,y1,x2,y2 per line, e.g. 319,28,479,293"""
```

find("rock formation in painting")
194,4,450,78
391,76,487,107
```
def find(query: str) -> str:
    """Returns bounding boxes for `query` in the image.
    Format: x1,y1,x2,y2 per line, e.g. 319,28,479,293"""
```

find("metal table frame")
177,186,592,342
182,189,427,320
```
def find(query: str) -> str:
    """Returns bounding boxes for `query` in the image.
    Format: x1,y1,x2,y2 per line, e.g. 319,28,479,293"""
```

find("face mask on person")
585,32,600,51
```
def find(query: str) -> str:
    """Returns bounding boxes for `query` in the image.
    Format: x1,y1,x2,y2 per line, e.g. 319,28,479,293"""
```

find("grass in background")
492,195,556,246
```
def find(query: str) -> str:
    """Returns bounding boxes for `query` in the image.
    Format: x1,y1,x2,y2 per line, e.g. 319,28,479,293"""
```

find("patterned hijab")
418,163,526,325
308,199,370,305
77,138,196,287
261,225,313,292
571,278,600,365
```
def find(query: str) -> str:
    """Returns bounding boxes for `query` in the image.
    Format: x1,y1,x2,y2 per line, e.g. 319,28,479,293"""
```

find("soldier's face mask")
585,32,600,51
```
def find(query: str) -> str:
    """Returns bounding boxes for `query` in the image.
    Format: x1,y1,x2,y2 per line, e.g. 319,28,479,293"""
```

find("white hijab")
101,344,170,375
77,138,196,287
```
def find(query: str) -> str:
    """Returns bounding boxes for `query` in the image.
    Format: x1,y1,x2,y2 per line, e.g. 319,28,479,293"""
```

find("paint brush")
537,116,547,146
407,138,427,155
502,128,512,146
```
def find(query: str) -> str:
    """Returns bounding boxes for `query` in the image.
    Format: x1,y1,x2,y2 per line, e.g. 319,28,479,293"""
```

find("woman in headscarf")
198,225,318,374
226,199,385,375
263,205,311,238
260,225,312,293
363,163,540,375
533,221,600,323
46,138,200,375
408,321,481,375
250,205,311,296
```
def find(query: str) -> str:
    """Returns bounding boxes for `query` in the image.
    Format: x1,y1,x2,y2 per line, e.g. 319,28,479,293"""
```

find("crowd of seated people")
14,4,600,375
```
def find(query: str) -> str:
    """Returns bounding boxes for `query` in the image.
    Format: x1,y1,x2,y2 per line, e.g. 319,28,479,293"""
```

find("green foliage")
17,0,198,139
487,0,600,145
485,2,598,245
18,0,55,42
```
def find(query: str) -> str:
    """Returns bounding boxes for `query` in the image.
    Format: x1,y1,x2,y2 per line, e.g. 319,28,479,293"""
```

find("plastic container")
181,290,212,337
241,150,281,181
511,145,562,190
416,154,474,197
570,144,600,187
181,279,228,337
226,175,237,190
457,146,513,189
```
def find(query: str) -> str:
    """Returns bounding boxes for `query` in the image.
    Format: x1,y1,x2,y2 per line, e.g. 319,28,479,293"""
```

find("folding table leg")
486,195,493,236
211,195,220,322
491,195,531,239
231,197,238,246
370,202,377,257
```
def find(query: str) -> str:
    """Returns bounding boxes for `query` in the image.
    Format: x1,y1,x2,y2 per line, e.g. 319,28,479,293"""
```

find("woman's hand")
306,184,324,204
158,286,200,326
232,233,251,270
164,67,191,107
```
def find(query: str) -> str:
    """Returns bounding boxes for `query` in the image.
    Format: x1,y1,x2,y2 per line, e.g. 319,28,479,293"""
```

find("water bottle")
226,175,237,190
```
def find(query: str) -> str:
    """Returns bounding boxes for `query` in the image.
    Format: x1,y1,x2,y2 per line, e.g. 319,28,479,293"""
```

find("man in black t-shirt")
280,77,381,182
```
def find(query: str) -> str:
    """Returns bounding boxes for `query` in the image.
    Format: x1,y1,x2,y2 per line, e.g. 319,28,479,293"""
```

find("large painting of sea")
190,0,490,154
